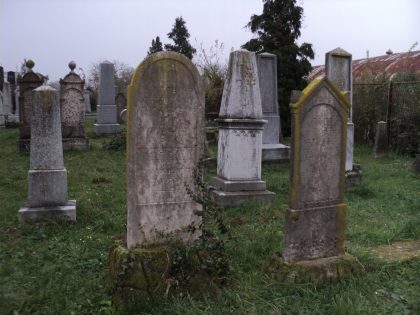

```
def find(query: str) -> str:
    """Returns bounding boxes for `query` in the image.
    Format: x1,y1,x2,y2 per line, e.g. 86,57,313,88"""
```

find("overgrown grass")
0,120,419,314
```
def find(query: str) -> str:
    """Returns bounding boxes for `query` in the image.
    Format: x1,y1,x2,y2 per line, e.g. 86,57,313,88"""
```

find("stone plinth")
17,60,44,152
212,50,275,206
257,53,290,161
127,52,204,248
94,61,120,135
18,86,76,223
271,78,362,283
373,121,389,158
60,61,90,150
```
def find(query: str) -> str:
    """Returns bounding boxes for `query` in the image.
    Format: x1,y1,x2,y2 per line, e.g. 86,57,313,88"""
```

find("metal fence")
353,81,420,155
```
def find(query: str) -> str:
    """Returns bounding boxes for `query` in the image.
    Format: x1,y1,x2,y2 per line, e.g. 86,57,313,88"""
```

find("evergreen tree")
242,0,314,136
147,36,163,55
164,17,196,59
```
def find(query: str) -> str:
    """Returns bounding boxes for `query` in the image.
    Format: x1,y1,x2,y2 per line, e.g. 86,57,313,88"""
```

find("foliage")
242,0,314,137
194,40,228,118
147,36,164,55
1,122,420,314
164,16,196,59
102,130,126,151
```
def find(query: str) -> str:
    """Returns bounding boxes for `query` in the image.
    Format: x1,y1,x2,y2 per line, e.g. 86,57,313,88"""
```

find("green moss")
264,253,365,285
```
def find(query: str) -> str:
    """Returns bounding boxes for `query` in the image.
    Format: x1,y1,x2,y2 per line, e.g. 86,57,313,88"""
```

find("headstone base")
62,137,90,151
107,240,226,303
345,164,362,190
18,200,76,223
262,143,290,161
213,176,267,191
16,138,30,153
264,253,364,285
211,189,275,206
94,123,121,135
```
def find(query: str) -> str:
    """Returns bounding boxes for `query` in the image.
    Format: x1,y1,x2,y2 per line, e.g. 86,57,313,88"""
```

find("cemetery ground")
0,120,419,315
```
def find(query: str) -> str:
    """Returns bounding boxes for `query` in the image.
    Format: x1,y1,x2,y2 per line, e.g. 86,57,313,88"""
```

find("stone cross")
325,47,354,172
94,61,120,134
283,77,349,262
18,86,76,222
17,60,44,152
59,61,90,150
257,53,290,161
126,51,205,248
212,50,275,206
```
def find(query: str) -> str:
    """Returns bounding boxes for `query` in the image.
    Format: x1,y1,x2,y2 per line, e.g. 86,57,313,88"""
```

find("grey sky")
1,0,419,81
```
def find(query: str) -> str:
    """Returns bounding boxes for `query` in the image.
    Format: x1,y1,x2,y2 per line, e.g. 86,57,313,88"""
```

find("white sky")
1,0,419,81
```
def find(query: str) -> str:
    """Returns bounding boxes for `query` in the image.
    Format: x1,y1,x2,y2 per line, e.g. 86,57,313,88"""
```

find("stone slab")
212,176,266,191
62,137,90,151
18,200,76,223
96,104,118,124
262,143,290,161
372,239,420,262
93,123,121,135
211,189,275,206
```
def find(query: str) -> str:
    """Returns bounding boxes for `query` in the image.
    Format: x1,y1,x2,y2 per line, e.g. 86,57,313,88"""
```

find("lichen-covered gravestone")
94,61,120,134
257,53,290,161
18,86,76,222
266,77,363,283
373,121,389,158
108,52,226,300
60,61,90,150
212,50,275,206
17,60,44,152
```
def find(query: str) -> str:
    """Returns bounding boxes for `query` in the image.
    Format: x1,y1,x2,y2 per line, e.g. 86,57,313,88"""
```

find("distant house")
308,50,420,83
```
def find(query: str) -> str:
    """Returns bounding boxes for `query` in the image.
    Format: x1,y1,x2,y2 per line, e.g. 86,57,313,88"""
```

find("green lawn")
1,120,419,315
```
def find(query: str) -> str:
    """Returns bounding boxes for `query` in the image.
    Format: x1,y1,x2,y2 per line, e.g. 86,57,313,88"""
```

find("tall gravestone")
94,61,120,134
59,61,90,150
268,77,363,283
257,53,290,161
127,51,204,248
17,60,44,152
18,86,76,222
7,71,17,114
212,50,275,206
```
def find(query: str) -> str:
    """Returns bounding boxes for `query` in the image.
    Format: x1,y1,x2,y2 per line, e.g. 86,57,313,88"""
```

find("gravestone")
1,82,13,126
116,91,126,123
257,53,290,161
127,51,204,248
373,121,388,158
268,77,363,283
94,61,120,134
17,60,44,152
212,50,275,206
0,66,3,92
59,61,90,150
7,71,17,114
84,90,91,113
18,86,76,222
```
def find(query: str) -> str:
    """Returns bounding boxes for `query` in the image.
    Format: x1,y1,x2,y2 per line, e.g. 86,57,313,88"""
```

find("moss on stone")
264,253,365,285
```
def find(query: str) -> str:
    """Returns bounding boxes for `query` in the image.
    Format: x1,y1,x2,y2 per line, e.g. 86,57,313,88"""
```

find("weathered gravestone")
325,47,361,188
59,61,90,150
126,52,204,247
7,71,17,114
108,52,225,299
18,86,76,222
84,90,91,113
94,61,120,134
212,50,275,206
373,121,389,158
17,60,44,152
116,91,126,123
265,77,363,283
257,53,290,161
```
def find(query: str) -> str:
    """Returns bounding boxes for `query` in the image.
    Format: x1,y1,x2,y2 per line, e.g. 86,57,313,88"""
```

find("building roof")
308,50,420,83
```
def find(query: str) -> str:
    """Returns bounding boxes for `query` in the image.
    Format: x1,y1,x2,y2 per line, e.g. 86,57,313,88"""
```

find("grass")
1,120,419,315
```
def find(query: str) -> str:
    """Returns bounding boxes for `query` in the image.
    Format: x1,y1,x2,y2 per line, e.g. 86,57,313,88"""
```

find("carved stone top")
26,59,35,72
69,61,76,72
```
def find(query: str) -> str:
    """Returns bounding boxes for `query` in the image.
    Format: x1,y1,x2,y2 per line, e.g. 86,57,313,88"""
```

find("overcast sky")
1,0,419,81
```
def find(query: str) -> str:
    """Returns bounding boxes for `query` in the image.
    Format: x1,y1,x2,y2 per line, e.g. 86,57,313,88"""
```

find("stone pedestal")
212,50,275,206
18,86,76,223
94,61,120,135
